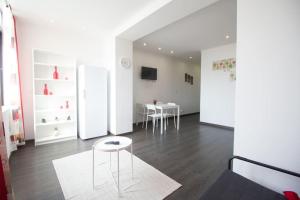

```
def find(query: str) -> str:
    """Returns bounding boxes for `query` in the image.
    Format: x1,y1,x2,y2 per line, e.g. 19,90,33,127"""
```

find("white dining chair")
145,104,164,134
154,101,164,127
164,102,177,128
135,103,147,128
155,101,163,113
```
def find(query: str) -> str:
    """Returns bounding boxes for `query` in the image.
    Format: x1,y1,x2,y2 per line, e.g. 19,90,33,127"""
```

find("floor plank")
9,114,233,200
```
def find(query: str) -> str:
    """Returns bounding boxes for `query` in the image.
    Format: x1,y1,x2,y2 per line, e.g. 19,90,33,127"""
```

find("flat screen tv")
141,66,157,80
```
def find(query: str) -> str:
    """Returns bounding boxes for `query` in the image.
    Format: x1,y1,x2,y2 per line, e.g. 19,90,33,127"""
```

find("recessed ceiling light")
158,47,162,51
143,42,147,46
189,56,193,59
82,26,87,30
225,35,230,39
170,50,174,54
49,19,55,23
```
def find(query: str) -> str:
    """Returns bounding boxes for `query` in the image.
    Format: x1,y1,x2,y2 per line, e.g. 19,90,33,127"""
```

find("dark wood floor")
9,114,233,200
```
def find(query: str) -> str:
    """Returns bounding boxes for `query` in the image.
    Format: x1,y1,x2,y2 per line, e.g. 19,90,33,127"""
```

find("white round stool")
92,136,133,195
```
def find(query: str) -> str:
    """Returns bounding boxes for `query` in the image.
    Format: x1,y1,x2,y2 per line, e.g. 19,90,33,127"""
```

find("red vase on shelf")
65,101,69,109
53,66,59,79
43,84,48,95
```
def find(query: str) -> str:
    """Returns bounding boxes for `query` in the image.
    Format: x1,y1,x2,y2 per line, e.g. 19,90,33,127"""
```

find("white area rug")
53,150,181,200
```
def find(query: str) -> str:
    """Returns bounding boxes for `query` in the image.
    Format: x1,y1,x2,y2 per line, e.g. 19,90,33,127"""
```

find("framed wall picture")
188,75,191,83
212,57,236,81
185,73,194,85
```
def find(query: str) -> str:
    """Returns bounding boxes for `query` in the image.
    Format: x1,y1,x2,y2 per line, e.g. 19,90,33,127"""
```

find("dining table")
154,104,180,134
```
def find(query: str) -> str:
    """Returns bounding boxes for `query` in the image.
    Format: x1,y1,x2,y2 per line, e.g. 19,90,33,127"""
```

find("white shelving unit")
33,49,77,146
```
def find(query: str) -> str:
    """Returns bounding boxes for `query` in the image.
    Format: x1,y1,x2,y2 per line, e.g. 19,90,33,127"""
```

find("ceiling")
9,0,236,63
9,0,171,35
133,0,237,64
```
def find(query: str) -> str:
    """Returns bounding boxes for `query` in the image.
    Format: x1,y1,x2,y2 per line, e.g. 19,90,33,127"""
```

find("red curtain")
2,5,25,146
13,15,25,140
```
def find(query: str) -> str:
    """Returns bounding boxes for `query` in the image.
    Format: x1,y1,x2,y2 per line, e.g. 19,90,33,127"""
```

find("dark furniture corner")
200,156,300,200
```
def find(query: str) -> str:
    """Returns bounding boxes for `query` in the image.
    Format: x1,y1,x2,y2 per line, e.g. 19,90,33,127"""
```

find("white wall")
133,48,200,122
16,19,114,140
200,44,236,127
109,37,133,134
234,0,300,193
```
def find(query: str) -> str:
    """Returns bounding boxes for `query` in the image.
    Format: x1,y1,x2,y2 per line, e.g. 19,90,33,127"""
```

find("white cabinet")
33,49,77,145
78,65,107,139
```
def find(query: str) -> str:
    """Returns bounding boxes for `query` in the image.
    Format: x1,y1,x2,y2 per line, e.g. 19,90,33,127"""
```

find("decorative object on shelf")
60,105,63,109
65,77,68,80
41,118,47,123
55,117,59,121
43,84,48,95
153,99,157,105
212,58,236,81
53,66,59,79
49,91,53,95
67,116,71,121
65,101,69,109
54,127,60,136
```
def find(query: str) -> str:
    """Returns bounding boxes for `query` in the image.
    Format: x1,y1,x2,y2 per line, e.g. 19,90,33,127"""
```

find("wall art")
184,73,193,85
213,58,236,81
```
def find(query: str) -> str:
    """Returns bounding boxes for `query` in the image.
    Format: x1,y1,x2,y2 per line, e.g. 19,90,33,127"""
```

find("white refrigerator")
78,65,107,139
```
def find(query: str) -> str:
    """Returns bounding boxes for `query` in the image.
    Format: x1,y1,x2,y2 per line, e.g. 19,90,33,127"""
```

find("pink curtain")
2,5,25,145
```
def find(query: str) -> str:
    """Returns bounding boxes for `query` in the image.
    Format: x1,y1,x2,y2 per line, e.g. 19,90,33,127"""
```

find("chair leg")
152,118,155,134
142,114,145,128
173,115,176,128
146,115,148,130
167,116,169,126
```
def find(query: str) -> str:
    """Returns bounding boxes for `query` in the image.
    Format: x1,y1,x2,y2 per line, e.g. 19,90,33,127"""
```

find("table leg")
164,117,167,131
92,147,95,190
160,109,163,134
177,106,180,131
117,149,120,196
110,152,111,169
142,107,146,128
131,143,133,179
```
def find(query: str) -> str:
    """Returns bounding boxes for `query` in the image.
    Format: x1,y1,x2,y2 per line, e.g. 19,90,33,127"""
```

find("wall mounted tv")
141,66,157,80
